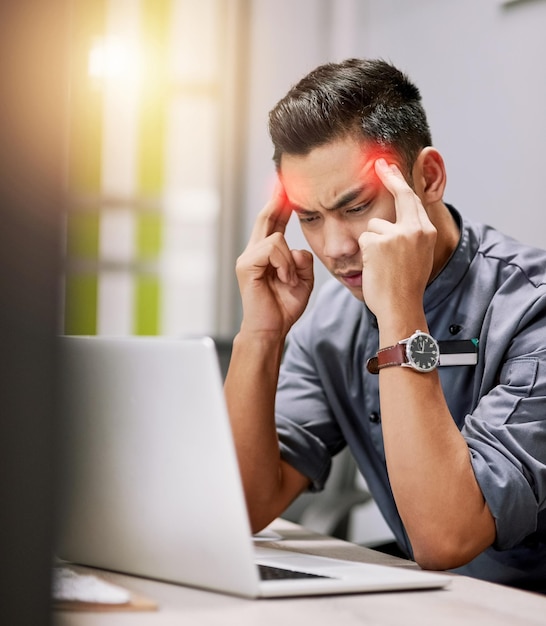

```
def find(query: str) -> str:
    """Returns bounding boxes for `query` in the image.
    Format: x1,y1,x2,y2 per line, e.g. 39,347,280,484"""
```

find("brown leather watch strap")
366,343,407,374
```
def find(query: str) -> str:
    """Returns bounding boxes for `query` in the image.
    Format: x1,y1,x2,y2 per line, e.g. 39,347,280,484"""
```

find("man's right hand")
226,180,313,532
236,180,314,338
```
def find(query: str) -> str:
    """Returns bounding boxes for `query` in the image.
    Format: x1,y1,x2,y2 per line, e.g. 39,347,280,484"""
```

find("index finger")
374,158,423,224
248,178,293,245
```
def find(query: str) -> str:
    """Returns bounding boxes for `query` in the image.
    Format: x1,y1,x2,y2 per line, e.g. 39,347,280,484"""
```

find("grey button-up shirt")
275,207,546,589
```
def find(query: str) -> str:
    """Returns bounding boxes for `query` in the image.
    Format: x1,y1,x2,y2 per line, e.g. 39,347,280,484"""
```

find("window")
64,0,246,337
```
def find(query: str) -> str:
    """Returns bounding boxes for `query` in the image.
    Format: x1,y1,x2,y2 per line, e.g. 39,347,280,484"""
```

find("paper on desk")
52,566,158,612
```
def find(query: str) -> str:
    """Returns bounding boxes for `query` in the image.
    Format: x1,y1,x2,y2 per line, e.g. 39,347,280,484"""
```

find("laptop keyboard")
258,564,331,581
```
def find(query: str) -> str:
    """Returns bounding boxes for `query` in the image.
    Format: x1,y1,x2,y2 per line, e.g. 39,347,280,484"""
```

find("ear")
412,147,446,204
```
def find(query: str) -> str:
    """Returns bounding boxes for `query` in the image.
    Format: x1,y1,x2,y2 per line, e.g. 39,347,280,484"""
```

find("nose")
322,219,360,260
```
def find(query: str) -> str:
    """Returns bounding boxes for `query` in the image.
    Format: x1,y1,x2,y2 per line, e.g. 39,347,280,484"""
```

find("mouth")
336,271,362,289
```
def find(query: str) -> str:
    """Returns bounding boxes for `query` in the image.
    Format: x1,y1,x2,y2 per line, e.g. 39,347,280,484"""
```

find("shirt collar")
424,205,480,311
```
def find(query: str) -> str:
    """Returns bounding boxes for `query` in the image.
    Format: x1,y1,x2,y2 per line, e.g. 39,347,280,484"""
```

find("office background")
1,1,545,624
63,0,546,342
61,0,546,547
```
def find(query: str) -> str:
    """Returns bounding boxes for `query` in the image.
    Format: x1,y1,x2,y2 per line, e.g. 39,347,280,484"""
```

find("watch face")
406,333,440,372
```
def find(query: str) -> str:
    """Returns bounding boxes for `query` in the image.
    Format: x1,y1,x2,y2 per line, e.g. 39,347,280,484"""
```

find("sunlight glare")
88,36,142,84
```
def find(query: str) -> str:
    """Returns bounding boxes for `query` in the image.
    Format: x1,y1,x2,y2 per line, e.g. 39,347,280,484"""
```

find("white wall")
358,0,546,250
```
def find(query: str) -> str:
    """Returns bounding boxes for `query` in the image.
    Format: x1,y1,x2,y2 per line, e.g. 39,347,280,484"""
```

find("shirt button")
369,411,381,423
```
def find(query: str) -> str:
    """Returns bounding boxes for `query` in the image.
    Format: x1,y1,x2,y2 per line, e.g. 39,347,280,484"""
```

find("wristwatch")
366,330,440,374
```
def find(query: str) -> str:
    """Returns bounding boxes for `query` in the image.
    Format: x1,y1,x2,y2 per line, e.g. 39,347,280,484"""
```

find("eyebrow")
291,184,371,214
327,185,370,211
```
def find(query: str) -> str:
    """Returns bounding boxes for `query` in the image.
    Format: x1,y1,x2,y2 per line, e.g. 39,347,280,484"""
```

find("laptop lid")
57,335,450,598
58,335,261,597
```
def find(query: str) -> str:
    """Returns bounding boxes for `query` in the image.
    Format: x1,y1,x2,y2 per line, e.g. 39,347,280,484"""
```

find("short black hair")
269,58,432,172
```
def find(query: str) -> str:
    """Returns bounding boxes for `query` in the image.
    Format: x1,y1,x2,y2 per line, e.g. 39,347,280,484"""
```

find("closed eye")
345,202,371,216
296,210,320,224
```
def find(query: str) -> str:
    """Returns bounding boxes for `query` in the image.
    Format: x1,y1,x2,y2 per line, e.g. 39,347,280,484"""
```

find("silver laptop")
56,335,450,598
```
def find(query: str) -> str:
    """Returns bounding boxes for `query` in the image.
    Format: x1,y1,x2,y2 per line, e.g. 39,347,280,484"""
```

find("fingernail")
375,158,388,169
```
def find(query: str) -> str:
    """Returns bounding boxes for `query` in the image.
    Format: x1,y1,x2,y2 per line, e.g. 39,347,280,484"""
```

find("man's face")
280,137,401,302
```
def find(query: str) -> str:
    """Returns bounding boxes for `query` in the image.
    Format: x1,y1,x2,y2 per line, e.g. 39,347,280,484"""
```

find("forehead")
279,137,383,209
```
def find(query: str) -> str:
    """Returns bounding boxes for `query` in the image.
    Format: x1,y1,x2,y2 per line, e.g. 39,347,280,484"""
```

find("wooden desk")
53,519,546,626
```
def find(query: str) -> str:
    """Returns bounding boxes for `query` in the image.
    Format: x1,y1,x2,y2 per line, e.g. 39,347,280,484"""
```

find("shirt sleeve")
275,319,346,493
463,302,546,550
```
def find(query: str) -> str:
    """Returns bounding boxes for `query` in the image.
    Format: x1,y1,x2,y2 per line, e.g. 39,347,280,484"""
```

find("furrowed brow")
289,203,314,215
327,185,369,212
289,184,372,215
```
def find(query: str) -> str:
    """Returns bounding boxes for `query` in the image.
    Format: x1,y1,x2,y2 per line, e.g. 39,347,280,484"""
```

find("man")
224,58,546,590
